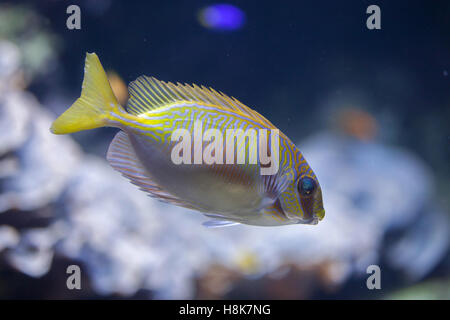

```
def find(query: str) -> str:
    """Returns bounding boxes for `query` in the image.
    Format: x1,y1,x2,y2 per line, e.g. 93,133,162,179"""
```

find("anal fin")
107,131,200,211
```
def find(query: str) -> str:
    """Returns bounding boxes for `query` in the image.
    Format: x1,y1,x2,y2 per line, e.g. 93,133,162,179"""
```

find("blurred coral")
0,44,448,297
0,4,59,83
0,2,448,299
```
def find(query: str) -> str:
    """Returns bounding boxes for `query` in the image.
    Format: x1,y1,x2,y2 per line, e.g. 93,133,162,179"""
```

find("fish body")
51,53,325,227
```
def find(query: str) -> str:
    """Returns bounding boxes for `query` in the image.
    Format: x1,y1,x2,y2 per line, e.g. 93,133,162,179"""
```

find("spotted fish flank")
50,53,325,227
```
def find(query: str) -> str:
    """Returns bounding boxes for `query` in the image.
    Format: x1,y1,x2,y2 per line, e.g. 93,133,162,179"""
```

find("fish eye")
298,177,316,197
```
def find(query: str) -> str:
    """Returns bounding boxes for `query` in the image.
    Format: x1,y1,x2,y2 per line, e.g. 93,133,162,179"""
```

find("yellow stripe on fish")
50,53,325,227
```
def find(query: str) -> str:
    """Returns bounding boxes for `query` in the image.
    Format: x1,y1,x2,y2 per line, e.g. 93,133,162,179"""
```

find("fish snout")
298,191,325,225
296,216,319,225
315,208,325,221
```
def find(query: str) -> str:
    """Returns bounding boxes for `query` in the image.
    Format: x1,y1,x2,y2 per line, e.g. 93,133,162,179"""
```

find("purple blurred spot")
199,4,245,31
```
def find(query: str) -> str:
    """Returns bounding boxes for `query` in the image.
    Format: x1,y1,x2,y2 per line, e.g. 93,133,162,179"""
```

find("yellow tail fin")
50,53,120,134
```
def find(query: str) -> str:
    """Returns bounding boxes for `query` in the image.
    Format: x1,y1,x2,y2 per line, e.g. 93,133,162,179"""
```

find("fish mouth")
296,209,324,225
315,208,325,221
296,217,318,225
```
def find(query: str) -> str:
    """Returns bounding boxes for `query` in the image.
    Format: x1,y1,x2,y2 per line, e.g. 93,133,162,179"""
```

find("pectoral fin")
258,168,294,207
202,220,241,228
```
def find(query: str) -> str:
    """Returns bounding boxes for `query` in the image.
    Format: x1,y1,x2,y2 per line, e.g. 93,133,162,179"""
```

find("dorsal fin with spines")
126,76,277,129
